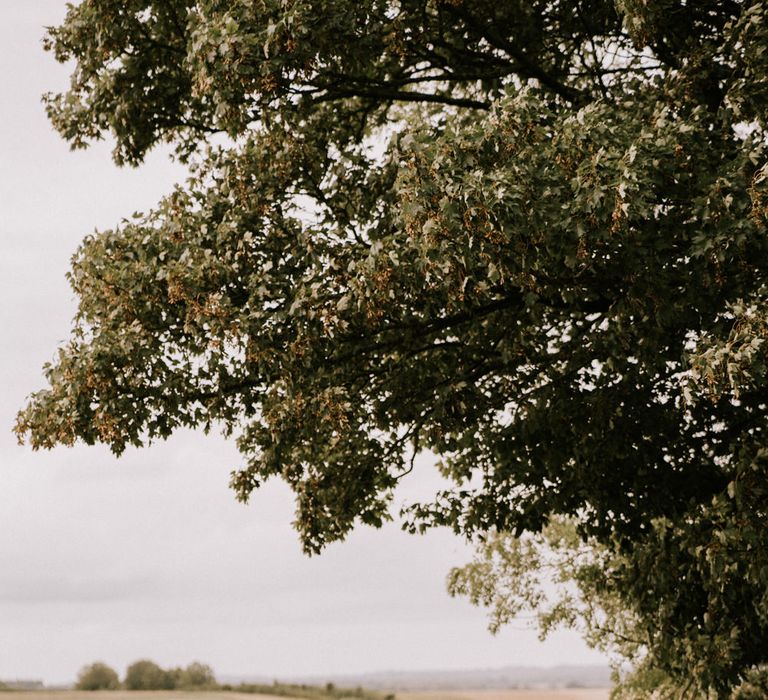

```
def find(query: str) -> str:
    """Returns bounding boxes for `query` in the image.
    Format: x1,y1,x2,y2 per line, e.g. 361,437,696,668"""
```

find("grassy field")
3,690,610,700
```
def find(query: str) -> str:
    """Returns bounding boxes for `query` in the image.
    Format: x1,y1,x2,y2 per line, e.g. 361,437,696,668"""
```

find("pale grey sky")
0,1,606,685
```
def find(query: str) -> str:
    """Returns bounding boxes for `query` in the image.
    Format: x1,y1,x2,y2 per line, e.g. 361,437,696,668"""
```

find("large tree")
16,0,768,693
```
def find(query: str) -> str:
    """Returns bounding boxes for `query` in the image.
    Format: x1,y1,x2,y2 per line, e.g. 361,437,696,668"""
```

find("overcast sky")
0,2,607,686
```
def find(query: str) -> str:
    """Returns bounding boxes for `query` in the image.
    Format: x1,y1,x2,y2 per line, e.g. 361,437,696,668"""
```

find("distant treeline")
228,681,394,700
75,660,216,691
71,661,394,700
0,680,44,691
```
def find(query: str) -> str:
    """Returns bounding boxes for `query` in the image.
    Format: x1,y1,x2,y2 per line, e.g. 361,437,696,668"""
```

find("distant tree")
124,660,174,690
178,662,216,689
75,662,120,691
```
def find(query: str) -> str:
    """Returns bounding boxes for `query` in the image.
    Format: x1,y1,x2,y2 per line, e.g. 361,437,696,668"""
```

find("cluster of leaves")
16,0,768,694
449,521,768,699
447,521,637,650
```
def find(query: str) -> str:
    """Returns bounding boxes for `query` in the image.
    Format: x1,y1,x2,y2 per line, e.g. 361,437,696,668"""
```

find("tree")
14,0,768,694
177,662,217,689
124,660,174,690
75,662,121,691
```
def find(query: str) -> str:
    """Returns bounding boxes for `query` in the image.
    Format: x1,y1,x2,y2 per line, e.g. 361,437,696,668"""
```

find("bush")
75,662,120,691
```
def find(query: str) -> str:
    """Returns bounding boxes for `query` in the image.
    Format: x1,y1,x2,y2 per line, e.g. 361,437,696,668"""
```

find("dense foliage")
448,524,768,698
16,0,768,694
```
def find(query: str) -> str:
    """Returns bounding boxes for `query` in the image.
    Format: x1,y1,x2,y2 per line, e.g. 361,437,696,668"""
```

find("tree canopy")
16,0,768,694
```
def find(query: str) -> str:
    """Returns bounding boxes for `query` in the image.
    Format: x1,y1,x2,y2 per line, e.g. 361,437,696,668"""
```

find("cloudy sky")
0,2,607,686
